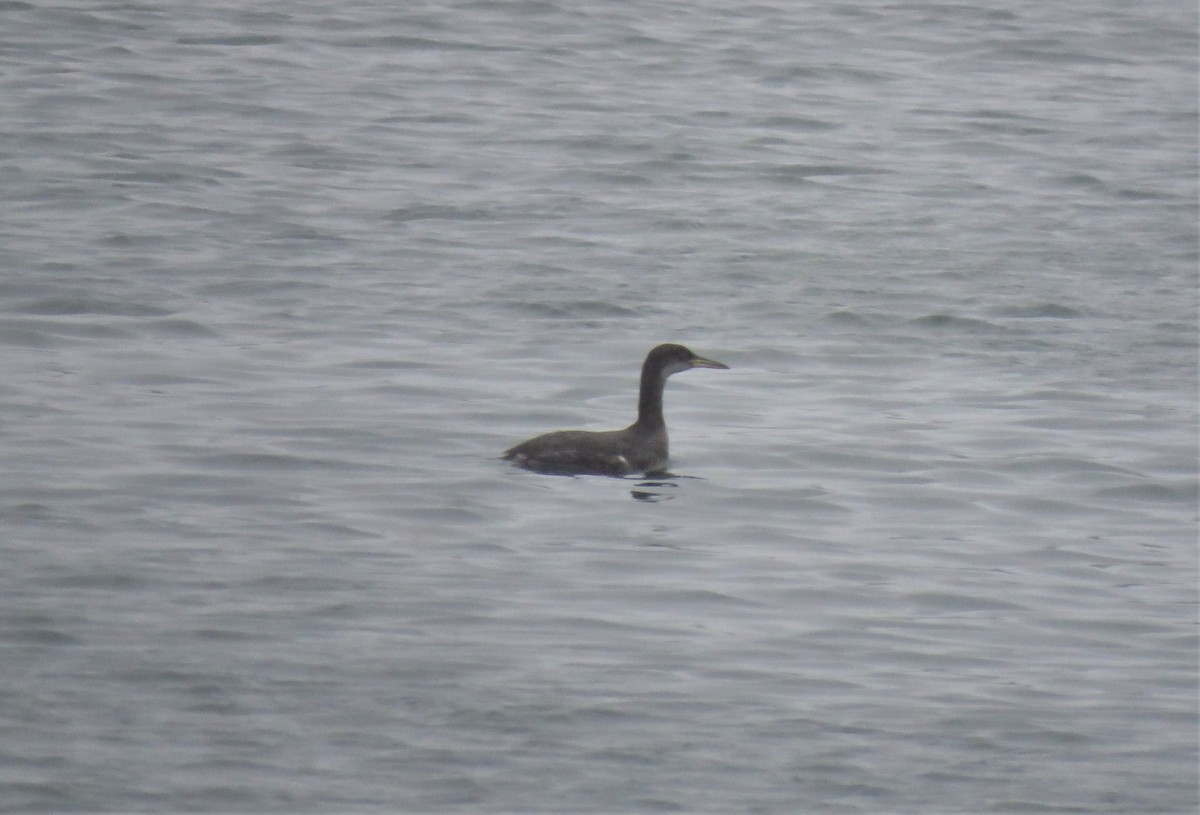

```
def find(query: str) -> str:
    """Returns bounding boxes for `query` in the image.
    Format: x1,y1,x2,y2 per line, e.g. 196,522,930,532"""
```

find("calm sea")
1,1,1196,812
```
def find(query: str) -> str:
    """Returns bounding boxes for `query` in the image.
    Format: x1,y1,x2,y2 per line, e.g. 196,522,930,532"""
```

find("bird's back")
503,426,666,476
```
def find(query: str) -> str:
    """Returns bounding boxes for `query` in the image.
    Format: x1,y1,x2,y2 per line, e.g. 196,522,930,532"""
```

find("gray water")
1,1,1197,812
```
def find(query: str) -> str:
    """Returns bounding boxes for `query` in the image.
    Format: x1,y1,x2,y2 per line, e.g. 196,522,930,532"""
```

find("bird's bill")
689,355,729,370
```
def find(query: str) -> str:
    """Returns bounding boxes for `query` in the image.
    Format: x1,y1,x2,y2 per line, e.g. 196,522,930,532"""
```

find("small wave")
751,115,838,132
996,455,1137,476
1092,480,1198,504
175,35,284,46
507,300,641,318
992,303,1085,319
336,35,517,52
190,452,377,474
822,309,874,326
387,204,495,223
39,571,146,590
142,318,221,338
906,590,1024,614
764,163,886,184
910,314,1005,333
2,627,81,645
16,296,173,317
0,325,65,348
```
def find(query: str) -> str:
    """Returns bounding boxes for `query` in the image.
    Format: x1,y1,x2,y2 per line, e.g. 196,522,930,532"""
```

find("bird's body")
503,344,728,477
504,426,667,477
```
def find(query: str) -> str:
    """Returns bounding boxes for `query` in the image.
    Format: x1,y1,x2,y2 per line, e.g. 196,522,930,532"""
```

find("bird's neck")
635,366,666,430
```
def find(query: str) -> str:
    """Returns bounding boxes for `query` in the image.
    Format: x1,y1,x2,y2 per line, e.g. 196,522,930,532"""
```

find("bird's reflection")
630,478,680,502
